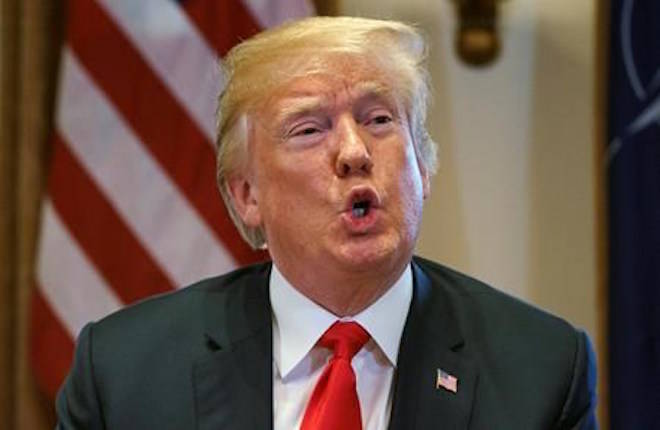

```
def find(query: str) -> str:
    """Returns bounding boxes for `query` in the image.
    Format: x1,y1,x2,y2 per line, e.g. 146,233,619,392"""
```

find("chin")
333,235,409,273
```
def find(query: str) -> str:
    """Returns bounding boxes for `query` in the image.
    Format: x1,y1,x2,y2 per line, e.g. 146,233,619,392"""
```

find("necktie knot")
319,321,369,360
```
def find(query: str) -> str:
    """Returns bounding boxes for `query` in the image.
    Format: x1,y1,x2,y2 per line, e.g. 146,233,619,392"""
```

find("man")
56,16,596,429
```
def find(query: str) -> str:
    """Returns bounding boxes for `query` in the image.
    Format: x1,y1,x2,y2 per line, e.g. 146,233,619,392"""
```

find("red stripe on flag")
30,289,75,399
68,0,265,265
182,0,262,56
48,134,175,303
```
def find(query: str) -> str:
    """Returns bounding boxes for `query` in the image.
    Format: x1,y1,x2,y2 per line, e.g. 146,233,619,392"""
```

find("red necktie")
301,321,370,430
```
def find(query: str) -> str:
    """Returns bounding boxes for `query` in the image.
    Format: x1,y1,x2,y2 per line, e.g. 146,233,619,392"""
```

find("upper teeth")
352,200,370,218
353,207,367,218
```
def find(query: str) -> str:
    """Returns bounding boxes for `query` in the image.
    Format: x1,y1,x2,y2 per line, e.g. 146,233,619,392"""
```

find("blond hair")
216,16,437,249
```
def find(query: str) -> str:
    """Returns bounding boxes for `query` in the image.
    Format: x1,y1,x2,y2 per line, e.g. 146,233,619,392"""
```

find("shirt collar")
270,263,413,379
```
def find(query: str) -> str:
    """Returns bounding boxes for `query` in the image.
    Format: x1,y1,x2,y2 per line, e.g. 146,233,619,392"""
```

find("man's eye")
371,115,392,125
296,127,320,136
365,113,394,129
287,120,324,137
284,121,326,146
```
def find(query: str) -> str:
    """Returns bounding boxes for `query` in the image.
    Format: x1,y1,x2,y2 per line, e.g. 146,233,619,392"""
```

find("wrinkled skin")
228,64,430,316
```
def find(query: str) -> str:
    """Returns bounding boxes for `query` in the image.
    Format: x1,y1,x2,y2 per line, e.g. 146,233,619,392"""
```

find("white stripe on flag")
242,0,314,29
36,201,123,337
97,0,222,142
57,49,236,287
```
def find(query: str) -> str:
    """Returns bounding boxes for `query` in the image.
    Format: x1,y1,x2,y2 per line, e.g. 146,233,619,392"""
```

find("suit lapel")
389,261,478,430
193,265,273,430
189,260,479,429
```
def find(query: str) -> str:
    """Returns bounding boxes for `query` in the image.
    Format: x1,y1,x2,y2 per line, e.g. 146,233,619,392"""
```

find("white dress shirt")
270,263,413,430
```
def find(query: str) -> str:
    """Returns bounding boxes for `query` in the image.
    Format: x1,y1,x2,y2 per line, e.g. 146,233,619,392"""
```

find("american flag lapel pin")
436,368,458,393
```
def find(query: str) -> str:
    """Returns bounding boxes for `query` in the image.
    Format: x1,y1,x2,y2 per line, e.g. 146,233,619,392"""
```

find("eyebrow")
274,81,396,125
352,81,394,102
275,96,329,125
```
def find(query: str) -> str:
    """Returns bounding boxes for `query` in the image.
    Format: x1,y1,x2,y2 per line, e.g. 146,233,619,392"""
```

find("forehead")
275,78,393,111
259,60,399,116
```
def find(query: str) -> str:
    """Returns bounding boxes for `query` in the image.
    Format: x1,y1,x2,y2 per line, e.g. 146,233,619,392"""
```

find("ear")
415,155,431,200
226,174,262,228
421,167,431,200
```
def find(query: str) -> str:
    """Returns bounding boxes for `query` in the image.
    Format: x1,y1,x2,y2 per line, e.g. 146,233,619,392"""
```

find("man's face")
230,63,430,281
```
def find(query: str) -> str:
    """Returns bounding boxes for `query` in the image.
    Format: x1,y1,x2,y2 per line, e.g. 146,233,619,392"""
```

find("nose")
334,116,373,177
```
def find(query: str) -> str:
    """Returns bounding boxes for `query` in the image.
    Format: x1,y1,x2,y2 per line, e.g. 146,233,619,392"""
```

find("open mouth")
352,200,371,218
345,187,380,220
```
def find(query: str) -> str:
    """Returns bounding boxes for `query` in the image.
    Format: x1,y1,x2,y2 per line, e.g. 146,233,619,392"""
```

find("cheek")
394,150,426,221
270,150,333,194
255,153,332,220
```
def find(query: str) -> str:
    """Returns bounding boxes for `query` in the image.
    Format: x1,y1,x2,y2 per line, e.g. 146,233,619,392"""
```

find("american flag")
29,0,313,400
436,368,458,393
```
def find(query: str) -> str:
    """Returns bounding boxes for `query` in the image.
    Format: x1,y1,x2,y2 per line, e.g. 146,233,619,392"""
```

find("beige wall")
339,0,599,355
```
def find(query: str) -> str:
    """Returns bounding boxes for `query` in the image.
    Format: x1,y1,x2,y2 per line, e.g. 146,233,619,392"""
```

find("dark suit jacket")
56,257,597,429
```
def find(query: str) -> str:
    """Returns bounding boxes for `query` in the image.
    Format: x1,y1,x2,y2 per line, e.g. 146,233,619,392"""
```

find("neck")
272,257,410,317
